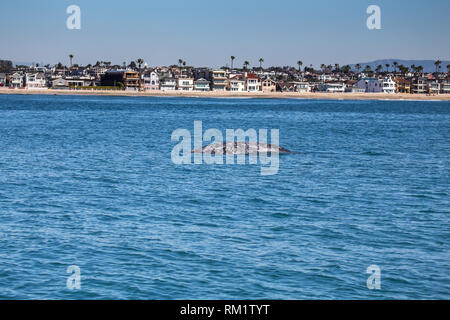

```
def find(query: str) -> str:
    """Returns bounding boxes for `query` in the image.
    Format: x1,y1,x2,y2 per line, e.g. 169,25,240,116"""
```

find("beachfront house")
261,78,277,92
441,78,450,94
143,71,159,91
428,80,441,95
354,78,382,93
395,77,411,93
212,70,227,91
25,73,47,89
411,77,427,94
177,78,194,91
51,77,70,89
229,76,245,92
193,78,210,91
101,70,140,90
9,73,24,88
382,77,396,94
0,73,6,87
296,82,311,93
245,73,261,92
159,76,177,91
317,82,346,93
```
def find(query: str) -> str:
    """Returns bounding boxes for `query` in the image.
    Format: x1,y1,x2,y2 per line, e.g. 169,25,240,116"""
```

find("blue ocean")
0,94,448,299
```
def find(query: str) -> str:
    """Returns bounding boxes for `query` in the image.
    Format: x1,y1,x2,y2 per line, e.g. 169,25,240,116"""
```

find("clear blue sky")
1,0,449,67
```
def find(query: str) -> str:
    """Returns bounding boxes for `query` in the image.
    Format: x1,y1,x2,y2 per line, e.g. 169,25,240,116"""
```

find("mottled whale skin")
191,142,292,155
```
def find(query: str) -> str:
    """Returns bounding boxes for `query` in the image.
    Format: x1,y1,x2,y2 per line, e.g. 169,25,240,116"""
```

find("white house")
159,77,177,91
143,71,159,91
245,73,261,92
317,82,346,93
295,82,311,93
26,73,47,89
9,73,24,88
177,78,194,91
382,77,396,94
229,78,245,92
354,78,382,93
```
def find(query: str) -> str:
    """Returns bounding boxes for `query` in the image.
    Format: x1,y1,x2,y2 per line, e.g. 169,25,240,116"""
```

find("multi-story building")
382,77,396,94
317,82,346,93
229,76,245,92
245,73,261,92
428,80,440,95
143,71,159,91
101,70,140,90
441,78,450,94
261,78,276,92
159,76,177,91
177,78,194,91
212,70,227,91
395,77,411,93
25,73,47,89
193,78,210,91
9,72,24,88
411,77,427,94
354,78,382,93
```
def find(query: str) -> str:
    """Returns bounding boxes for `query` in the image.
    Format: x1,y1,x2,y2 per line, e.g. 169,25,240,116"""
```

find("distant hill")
350,59,450,73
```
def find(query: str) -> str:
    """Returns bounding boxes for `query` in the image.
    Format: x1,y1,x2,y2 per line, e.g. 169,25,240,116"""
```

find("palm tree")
417,65,424,74
375,65,383,74
320,64,326,73
178,59,183,68
434,60,442,73
243,61,250,71
447,64,450,74
137,58,144,91
355,64,361,74
393,61,398,73
385,63,390,73
258,58,264,70
411,64,416,74
297,60,303,73
230,56,235,70
69,54,74,67
334,64,340,72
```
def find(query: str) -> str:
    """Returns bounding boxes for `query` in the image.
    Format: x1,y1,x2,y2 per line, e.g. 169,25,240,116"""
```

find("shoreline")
0,88,449,101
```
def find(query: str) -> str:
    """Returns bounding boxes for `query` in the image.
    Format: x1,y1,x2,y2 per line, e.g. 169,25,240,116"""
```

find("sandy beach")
0,88,449,101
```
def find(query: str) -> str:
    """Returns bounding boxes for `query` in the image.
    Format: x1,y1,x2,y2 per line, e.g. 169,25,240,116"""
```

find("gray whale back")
192,142,292,155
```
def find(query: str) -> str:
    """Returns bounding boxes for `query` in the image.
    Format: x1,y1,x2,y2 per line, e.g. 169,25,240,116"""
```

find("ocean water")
0,94,449,300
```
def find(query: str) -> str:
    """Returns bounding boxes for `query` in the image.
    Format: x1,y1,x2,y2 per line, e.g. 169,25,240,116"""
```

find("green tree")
137,58,144,91
434,60,442,73
231,56,235,69
259,58,264,70
297,60,303,73
243,61,249,70
69,54,74,67
0,60,13,73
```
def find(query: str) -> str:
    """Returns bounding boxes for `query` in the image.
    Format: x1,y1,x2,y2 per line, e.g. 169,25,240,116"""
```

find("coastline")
0,88,449,101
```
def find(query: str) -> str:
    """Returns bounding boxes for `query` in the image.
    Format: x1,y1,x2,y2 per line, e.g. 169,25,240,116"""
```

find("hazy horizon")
1,0,449,68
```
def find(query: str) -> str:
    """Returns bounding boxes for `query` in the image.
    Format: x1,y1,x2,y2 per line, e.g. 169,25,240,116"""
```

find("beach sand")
0,88,449,101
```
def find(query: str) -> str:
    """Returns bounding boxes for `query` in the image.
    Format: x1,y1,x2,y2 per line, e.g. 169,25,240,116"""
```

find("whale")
191,142,293,155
